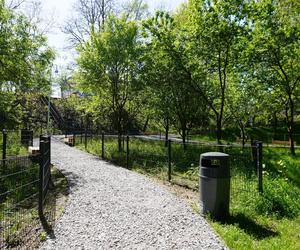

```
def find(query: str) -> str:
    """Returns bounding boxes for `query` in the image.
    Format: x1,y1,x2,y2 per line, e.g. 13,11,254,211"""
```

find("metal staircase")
40,96,68,132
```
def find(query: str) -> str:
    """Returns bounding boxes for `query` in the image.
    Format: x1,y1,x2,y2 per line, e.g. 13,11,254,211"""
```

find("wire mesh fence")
0,133,54,249
0,156,40,249
71,132,262,208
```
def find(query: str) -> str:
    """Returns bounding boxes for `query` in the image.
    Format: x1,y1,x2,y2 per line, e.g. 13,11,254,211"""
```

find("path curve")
41,137,226,250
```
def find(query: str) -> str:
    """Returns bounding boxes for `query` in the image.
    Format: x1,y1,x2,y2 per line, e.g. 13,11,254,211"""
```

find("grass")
74,134,300,250
263,148,300,187
211,214,300,250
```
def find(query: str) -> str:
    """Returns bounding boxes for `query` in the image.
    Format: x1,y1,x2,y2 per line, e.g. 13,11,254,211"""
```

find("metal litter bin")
199,152,230,219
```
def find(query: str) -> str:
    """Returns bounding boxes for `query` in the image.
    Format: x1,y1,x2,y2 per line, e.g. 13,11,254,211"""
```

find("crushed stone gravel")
40,136,227,250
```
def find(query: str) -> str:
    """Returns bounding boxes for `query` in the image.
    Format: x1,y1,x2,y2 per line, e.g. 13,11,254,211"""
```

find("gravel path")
41,137,226,250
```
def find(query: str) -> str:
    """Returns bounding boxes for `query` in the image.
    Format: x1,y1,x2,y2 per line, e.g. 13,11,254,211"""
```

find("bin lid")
201,152,229,160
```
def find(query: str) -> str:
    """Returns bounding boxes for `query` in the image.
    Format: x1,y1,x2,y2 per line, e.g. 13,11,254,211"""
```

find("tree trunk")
182,127,187,151
216,117,222,144
117,114,122,152
273,112,278,138
142,116,149,132
118,132,122,152
287,98,295,155
241,125,245,149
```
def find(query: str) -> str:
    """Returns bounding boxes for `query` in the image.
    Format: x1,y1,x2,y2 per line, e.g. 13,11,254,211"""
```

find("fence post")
168,139,172,181
85,129,87,150
101,132,104,159
2,130,7,168
126,135,129,168
39,140,45,218
256,141,263,193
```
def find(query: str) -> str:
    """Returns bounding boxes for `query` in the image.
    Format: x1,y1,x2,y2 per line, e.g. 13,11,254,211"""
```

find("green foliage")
0,1,55,91
0,92,22,129
0,1,55,129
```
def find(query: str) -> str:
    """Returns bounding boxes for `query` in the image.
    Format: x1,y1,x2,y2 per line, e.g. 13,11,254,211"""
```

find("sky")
40,0,186,67
37,0,186,97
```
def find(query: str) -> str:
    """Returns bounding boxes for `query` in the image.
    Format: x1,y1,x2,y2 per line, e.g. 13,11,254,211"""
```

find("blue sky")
41,0,186,66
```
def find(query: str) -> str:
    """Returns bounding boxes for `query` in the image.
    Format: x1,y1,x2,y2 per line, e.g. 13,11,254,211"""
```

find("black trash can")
199,152,230,219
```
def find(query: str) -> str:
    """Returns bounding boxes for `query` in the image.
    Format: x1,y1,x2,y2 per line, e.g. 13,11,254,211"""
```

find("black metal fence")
39,136,55,230
71,132,263,206
0,133,54,249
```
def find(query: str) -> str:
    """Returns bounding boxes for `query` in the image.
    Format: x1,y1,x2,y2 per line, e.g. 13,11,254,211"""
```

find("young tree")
76,15,141,151
143,11,208,149
184,0,250,143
